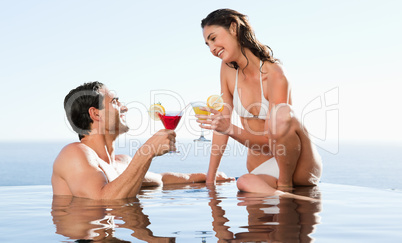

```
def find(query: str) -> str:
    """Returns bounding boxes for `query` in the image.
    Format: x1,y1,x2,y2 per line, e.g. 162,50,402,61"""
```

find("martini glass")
158,111,183,152
190,101,211,142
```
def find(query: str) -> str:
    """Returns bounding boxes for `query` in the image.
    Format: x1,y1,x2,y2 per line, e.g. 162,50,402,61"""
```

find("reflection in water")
208,184,322,243
51,195,175,242
51,184,321,242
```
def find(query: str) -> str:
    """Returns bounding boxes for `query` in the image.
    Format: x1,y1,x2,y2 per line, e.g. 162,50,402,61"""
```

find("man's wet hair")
64,81,104,140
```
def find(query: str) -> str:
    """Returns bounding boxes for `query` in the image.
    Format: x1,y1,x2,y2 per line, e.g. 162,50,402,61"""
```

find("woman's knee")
237,174,278,193
269,104,297,139
237,174,255,192
236,174,248,191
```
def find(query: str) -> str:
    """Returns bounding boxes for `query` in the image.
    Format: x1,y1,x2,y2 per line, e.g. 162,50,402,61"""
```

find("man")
52,81,231,199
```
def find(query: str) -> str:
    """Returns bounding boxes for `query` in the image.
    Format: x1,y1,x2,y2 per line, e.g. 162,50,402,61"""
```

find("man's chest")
95,157,129,182
96,160,120,182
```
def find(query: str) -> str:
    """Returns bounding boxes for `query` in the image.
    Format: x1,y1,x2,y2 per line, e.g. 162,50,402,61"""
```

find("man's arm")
102,129,176,199
53,143,113,199
53,130,175,199
53,143,154,199
105,148,155,199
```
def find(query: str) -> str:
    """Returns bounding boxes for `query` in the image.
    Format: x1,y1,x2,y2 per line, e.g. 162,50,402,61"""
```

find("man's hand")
216,172,235,182
206,171,235,185
141,129,176,157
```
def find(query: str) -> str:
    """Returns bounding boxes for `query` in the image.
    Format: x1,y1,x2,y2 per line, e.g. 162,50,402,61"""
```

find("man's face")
99,87,129,136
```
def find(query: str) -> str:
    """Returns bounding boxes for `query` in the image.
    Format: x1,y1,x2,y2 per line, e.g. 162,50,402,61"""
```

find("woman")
198,9,322,195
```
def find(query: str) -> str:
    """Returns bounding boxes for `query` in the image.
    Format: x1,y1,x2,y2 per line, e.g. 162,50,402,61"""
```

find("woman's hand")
196,107,233,135
206,172,216,185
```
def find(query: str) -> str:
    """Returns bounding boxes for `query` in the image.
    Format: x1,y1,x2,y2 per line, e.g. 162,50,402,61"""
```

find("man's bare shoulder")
53,142,95,169
57,142,89,157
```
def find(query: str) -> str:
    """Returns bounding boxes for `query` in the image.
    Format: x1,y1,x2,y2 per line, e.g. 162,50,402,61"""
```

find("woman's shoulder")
265,62,288,83
265,61,285,76
220,62,237,80
220,61,236,72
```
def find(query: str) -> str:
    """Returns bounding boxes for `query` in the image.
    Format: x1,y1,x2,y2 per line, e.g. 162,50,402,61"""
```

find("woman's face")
203,24,239,62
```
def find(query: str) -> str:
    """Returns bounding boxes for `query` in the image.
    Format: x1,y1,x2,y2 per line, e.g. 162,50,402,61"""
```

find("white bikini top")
233,61,270,120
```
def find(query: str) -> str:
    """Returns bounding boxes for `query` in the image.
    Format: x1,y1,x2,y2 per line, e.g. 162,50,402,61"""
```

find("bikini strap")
235,68,239,89
259,60,265,97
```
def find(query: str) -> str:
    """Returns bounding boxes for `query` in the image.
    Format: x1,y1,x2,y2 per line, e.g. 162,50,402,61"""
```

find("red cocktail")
148,105,184,153
158,113,182,130
158,111,183,153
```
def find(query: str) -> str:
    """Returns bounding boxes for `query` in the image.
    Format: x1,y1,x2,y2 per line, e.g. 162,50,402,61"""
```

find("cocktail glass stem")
194,124,211,142
191,101,211,142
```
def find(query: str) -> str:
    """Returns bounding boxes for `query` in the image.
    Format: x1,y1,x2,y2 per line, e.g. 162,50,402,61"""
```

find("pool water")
1,182,402,242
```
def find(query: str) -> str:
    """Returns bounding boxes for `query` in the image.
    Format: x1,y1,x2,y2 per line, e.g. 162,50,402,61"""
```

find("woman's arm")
199,110,270,154
266,63,292,116
202,63,292,153
207,132,229,184
205,63,233,184
198,63,272,155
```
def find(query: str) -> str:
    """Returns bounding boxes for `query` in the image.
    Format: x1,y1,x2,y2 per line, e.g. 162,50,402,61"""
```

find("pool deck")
1,182,402,242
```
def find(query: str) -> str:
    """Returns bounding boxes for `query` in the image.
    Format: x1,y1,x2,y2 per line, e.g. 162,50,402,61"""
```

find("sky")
0,0,401,150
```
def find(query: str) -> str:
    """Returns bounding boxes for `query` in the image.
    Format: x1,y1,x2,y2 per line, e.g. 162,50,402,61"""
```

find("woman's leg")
267,104,322,188
267,104,300,188
237,173,320,201
237,174,278,195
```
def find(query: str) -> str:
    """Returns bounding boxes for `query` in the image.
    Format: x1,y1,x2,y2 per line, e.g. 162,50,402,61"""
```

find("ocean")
1,139,402,242
0,139,401,190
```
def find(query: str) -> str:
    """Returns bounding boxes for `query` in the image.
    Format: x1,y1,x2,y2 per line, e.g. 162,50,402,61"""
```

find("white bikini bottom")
250,157,279,179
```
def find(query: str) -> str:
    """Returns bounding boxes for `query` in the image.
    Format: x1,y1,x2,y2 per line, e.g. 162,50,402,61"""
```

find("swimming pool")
1,182,402,242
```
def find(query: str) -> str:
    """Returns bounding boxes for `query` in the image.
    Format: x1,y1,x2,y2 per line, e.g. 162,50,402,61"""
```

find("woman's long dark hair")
201,8,279,70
